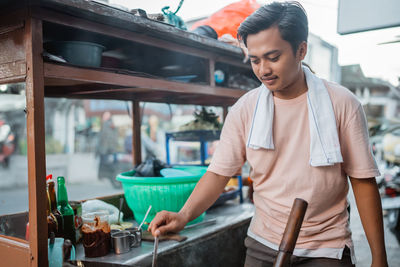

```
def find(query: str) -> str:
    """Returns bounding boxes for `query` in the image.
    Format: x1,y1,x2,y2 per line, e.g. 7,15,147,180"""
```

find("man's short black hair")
237,1,308,54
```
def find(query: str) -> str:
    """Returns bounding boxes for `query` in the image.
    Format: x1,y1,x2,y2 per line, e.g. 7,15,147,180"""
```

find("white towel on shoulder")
246,66,343,167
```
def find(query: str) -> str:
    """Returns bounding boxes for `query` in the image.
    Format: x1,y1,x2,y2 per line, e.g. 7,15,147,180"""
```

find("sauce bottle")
46,174,63,237
46,190,58,237
57,176,76,245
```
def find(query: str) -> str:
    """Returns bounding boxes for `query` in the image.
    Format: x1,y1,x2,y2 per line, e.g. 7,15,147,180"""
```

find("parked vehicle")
0,119,15,168
380,166,400,244
383,128,400,165
369,121,400,162
98,152,133,189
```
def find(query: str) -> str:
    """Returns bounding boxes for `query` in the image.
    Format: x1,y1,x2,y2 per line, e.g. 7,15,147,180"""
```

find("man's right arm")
148,171,230,236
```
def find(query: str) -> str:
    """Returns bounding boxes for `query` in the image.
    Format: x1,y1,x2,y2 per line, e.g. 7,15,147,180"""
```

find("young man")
149,2,388,266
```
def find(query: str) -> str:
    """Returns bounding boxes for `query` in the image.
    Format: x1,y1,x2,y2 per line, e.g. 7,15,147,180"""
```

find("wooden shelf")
44,63,246,105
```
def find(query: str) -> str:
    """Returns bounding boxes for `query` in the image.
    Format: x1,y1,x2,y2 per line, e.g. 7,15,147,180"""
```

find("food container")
81,213,111,257
116,166,207,229
44,41,105,67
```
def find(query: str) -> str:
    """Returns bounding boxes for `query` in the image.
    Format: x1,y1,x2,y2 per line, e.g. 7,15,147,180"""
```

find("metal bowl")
44,41,105,67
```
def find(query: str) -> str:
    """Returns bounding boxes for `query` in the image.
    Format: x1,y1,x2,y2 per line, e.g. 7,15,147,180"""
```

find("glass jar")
81,212,111,257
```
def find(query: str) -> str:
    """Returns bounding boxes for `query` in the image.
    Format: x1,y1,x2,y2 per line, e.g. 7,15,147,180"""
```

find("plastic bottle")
46,174,63,237
214,69,225,84
57,176,76,245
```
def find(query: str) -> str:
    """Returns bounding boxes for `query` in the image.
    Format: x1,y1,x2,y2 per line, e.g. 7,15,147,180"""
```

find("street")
348,185,400,266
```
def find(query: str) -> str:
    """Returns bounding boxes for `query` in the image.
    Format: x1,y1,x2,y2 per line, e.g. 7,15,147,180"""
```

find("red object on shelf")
191,0,260,38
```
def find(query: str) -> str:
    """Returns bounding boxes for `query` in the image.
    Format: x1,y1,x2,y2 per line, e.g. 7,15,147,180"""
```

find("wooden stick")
273,198,308,267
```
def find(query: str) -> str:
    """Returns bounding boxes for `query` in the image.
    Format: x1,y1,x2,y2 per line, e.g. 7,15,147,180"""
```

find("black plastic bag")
134,157,169,177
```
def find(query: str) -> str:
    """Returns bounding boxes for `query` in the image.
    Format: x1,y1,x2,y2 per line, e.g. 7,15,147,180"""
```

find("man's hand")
148,171,230,237
148,210,189,237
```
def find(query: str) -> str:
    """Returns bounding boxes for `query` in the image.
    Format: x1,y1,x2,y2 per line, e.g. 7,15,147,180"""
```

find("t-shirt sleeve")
208,105,246,177
340,104,380,178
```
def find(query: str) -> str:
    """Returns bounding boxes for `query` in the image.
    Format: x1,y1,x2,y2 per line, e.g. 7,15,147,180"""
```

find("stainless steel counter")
73,201,254,267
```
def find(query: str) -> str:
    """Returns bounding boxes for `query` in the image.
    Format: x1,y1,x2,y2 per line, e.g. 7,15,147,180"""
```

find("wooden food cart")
0,1,257,266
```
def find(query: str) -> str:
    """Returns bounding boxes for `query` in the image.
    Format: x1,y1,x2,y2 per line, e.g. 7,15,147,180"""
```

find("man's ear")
297,41,307,60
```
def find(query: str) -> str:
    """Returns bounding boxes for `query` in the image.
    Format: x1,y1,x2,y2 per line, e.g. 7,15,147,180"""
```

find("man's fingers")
148,211,170,235
157,223,177,236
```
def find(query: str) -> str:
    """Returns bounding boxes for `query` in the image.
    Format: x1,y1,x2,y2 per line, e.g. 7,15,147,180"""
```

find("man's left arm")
349,177,388,267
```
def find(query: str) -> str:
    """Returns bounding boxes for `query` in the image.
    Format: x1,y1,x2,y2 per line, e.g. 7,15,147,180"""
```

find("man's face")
247,26,307,98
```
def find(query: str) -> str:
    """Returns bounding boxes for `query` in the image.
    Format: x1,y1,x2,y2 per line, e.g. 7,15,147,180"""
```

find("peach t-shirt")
208,80,379,261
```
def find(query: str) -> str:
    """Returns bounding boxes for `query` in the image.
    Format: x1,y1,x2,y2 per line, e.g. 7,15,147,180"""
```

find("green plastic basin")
116,166,207,228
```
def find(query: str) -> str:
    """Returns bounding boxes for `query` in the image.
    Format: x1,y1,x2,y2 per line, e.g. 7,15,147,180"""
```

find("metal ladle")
138,205,152,230
152,235,159,267
117,197,124,225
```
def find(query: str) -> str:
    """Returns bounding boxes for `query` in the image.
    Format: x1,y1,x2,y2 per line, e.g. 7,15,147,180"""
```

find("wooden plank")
0,236,30,267
0,61,26,83
46,91,238,106
25,14,48,267
131,101,141,165
0,26,25,64
0,24,26,83
44,84,241,106
43,63,245,99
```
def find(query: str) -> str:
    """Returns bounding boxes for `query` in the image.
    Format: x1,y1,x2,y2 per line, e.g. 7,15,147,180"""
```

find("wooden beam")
208,58,216,87
0,236,30,267
25,14,47,267
43,63,245,99
44,86,239,106
132,101,142,166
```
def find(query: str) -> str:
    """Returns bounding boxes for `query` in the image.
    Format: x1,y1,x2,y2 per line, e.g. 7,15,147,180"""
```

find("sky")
110,0,400,85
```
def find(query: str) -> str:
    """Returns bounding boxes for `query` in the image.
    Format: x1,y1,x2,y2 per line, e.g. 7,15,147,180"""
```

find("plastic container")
44,41,105,67
48,237,75,267
116,166,207,229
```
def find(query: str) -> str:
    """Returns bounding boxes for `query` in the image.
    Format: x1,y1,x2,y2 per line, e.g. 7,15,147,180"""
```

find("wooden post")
208,58,215,87
273,198,308,267
131,101,142,166
25,13,47,267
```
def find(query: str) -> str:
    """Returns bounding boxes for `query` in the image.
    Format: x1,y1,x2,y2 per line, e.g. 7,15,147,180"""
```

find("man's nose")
259,60,272,77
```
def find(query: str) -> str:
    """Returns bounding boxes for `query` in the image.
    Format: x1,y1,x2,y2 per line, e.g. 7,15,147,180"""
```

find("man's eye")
250,59,260,64
269,56,280,62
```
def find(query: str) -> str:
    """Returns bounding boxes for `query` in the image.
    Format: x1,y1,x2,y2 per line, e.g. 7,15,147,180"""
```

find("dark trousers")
244,236,355,267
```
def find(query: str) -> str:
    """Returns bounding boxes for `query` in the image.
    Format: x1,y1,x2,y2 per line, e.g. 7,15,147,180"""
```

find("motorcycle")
380,165,400,243
0,120,15,168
